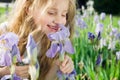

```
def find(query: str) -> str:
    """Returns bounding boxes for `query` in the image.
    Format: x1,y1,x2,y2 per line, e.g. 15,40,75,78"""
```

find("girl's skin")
0,0,76,80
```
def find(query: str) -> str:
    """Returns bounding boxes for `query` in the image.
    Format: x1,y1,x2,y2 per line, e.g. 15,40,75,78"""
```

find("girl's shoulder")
0,22,8,33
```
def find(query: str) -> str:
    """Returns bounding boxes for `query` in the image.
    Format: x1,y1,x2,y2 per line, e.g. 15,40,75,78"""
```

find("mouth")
47,25,60,32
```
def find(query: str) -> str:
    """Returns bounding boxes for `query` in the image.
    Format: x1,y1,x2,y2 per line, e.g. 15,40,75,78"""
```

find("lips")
47,25,59,32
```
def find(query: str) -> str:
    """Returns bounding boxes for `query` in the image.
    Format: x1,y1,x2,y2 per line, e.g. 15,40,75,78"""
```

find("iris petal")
64,39,74,54
46,42,58,58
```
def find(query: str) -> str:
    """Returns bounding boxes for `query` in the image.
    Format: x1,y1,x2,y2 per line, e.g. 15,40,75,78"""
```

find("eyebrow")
48,8,68,12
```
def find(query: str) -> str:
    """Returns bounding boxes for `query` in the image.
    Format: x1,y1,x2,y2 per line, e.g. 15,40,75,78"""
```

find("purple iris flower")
46,24,74,58
76,18,87,29
110,28,118,37
0,32,20,66
0,32,19,49
0,32,22,80
57,70,76,80
100,12,106,20
96,32,101,40
88,32,95,40
95,23,104,35
94,15,99,24
26,34,39,80
26,34,37,54
46,24,76,79
47,24,70,41
11,44,21,63
116,33,120,39
46,41,59,58
96,54,102,65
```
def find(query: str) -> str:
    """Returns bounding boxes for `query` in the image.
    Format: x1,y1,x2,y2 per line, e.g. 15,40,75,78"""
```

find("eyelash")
62,14,66,17
48,12,67,17
48,12,56,15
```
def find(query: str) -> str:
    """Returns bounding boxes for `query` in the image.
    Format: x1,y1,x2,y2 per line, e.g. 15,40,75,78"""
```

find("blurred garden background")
0,0,120,80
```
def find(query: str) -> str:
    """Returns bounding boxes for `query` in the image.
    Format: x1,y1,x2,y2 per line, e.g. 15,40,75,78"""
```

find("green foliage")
0,7,5,14
72,9,120,79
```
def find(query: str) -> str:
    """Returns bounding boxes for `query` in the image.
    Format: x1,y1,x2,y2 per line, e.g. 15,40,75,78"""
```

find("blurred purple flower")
88,32,95,40
94,15,99,24
26,34,39,80
99,38,106,49
0,32,21,80
110,28,118,37
11,44,21,63
96,54,102,65
95,23,104,35
116,33,120,39
1,75,21,80
57,69,76,80
118,20,120,26
108,40,116,50
26,34,37,55
100,12,106,20
76,18,87,29
116,51,120,60
0,32,19,50
96,32,101,40
0,32,20,66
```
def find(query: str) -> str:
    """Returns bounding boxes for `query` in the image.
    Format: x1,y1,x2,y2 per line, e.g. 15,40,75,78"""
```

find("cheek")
63,19,67,25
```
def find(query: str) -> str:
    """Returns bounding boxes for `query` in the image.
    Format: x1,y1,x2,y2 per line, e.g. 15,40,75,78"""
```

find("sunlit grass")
72,12,120,79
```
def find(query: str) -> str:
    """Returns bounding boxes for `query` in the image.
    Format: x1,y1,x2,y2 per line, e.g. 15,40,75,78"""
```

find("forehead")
48,0,69,11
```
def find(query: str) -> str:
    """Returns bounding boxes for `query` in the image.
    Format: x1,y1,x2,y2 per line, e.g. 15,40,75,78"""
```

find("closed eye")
62,14,66,17
48,11,56,15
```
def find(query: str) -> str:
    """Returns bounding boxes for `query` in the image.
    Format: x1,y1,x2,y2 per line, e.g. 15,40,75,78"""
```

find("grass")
72,11,120,80
0,7,6,14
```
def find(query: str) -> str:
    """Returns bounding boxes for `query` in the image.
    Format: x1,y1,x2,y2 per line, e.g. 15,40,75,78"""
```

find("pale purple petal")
26,34,37,55
100,12,106,20
47,33,59,41
94,15,99,24
0,51,6,66
58,43,65,55
64,39,74,54
46,42,58,58
77,18,87,29
26,34,36,49
0,32,19,49
5,53,12,66
11,44,18,57
11,44,21,62
1,75,11,80
4,32,19,47
110,28,118,37
95,23,104,35
47,24,70,41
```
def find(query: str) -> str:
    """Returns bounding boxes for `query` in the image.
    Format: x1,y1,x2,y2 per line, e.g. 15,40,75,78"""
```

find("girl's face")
33,0,69,35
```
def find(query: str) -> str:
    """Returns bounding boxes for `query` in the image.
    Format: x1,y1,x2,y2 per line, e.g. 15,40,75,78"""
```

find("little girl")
0,0,76,80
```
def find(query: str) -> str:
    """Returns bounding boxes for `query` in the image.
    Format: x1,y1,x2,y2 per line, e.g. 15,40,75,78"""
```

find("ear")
25,7,31,15
25,7,29,15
